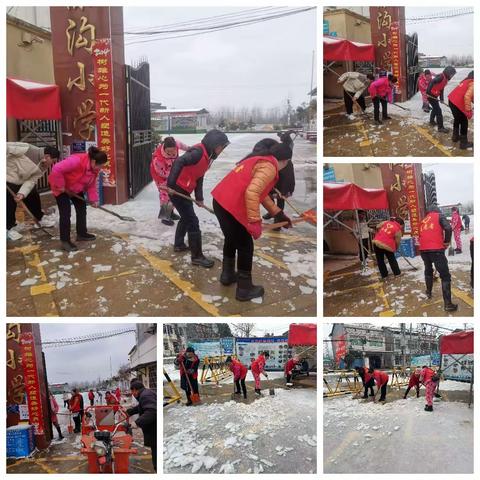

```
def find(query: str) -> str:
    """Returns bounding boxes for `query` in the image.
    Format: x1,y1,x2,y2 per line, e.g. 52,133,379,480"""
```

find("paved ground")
7,133,317,317
323,230,473,317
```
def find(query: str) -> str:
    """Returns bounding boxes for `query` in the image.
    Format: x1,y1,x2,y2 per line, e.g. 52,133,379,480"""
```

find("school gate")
126,61,153,198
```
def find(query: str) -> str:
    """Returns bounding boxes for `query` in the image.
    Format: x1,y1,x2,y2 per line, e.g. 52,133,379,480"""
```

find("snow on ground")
324,395,473,473
164,388,317,474
438,379,472,391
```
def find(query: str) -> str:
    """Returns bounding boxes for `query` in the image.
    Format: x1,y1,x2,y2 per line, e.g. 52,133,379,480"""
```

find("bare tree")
230,323,256,338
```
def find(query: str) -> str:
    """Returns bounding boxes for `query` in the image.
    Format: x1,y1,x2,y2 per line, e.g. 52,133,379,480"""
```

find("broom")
180,360,201,404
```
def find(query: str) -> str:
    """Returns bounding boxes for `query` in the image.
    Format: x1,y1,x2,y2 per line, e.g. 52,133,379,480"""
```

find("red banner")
93,38,116,186
335,334,346,366
390,22,401,94
20,332,45,435
403,164,421,238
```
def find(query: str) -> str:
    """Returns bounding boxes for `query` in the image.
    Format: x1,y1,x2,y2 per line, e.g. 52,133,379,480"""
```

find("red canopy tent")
324,182,388,211
7,77,62,120
288,324,317,347
324,182,389,265
439,330,474,407
323,36,375,62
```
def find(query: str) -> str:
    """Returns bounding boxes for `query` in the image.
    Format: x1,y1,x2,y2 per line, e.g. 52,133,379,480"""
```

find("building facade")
152,108,209,134
129,323,157,390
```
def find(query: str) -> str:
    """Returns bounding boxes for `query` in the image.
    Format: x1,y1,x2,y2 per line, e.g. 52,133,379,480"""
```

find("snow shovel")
67,413,73,434
180,360,201,405
273,189,317,226
399,252,418,271
6,184,54,238
269,388,275,396
159,185,215,214
70,193,136,222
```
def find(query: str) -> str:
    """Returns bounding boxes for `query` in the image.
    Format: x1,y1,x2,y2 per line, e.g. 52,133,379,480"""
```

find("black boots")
236,270,264,301
441,280,458,311
425,275,434,299
220,257,237,285
76,232,96,241
61,241,78,252
424,405,433,412
459,135,473,150
452,129,460,143
55,424,64,440
438,126,449,133
188,232,214,268
159,203,175,226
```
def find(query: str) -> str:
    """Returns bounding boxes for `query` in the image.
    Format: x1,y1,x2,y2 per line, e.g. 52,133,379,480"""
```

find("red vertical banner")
93,38,116,186
20,332,45,435
390,22,401,93
335,334,346,366
403,164,421,238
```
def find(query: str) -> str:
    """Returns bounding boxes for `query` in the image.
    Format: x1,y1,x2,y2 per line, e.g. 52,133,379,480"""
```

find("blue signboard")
395,237,415,259
330,31,337,37
323,167,336,182
220,337,234,355
323,20,329,34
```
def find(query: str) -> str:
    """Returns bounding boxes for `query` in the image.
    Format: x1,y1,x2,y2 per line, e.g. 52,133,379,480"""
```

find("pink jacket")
50,394,59,424
373,370,389,387
251,354,266,375
150,141,189,186
420,367,436,384
49,154,99,202
229,359,248,381
418,73,433,101
368,77,393,102
451,210,462,233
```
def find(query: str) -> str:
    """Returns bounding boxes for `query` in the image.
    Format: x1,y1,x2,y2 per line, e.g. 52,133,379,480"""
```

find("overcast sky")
406,7,473,57
123,7,316,111
422,163,473,205
40,323,137,384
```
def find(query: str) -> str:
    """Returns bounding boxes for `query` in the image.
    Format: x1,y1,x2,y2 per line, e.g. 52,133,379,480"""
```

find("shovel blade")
269,388,275,396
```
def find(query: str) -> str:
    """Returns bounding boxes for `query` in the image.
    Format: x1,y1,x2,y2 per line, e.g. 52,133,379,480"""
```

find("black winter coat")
127,388,157,447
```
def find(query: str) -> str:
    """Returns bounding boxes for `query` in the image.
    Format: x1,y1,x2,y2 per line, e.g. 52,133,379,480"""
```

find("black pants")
363,377,375,397
404,385,420,398
235,378,247,398
420,251,451,282
470,240,474,288
170,193,200,247
89,399,94,406
286,373,293,383
150,437,157,471
464,221,470,230
181,375,199,399
374,244,400,278
449,101,468,135
73,413,82,433
7,182,44,230
213,199,254,271
344,90,366,114
64,400,69,408
358,238,369,261
55,192,87,242
429,97,444,128
379,382,387,401
372,96,388,121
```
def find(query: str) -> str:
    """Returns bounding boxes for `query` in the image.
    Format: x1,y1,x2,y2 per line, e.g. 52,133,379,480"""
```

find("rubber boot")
76,232,96,241
438,126,449,133
451,128,460,143
425,275,434,299
159,203,174,226
61,241,78,252
459,134,473,150
424,405,433,412
441,280,458,311
235,270,264,301
55,424,64,440
220,257,237,285
189,231,214,268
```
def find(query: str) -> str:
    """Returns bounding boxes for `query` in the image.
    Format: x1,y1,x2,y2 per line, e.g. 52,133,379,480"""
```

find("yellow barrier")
323,370,363,397
163,368,182,407
200,355,235,385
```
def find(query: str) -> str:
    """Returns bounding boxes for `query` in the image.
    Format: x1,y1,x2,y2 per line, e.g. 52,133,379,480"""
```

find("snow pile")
164,388,316,474
324,395,473,473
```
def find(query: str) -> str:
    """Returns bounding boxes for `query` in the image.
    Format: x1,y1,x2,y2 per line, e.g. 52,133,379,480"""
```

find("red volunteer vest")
373,220,401,252
231,359,248,378
176,143,210,193
430,73,448,98
211,155,279,228
448,78,473,116
419,212,444,251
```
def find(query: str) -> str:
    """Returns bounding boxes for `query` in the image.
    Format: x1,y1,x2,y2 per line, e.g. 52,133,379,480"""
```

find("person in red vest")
448,71,474,149
174,347,200,406
115,386,121,402
49,146,107,252
368,73,397,125
211,141,293,300
167,130,229,268
372,217,404,279
419,365,439,412
370,368,389,402
284,356,300,386
150,137,190,225
355,366,375,398
419,205,457,311
251,351,269,396
88,389,95,406
418,69,434,112
225,356,248,399
403,368,422,398
426,66,457,133
69,388,84,433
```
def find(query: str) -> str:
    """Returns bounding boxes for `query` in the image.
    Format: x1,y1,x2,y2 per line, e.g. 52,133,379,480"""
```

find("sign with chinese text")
235,337,290,370
20,332,45,435
93,38,116,186
403,163,421,238
369,7,407,101
335,334,346,366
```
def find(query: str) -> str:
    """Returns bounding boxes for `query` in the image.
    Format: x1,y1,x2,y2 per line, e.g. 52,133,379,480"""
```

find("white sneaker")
347,114,355,120
7,229,23,241
36,216,56,228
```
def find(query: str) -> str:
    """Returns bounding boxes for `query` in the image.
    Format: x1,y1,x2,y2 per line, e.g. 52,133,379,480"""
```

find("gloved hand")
274,211,293,228
246,221,262,239
353,91,361,100
466,110,473,120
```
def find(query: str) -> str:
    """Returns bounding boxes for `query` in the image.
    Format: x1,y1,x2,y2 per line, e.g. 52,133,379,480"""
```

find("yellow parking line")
414,125,453,157
97,269,138,281
135,245,221,317
452,288,474,307
255,251,288,270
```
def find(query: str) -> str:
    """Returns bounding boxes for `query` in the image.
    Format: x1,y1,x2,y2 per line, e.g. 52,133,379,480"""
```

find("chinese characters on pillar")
93,38,116,186
20,332,45,435
390,22,401,94
403,164,421,238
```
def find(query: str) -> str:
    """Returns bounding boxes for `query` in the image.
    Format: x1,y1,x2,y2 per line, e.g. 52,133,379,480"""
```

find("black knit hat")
186,346,195,353
269,143,292,162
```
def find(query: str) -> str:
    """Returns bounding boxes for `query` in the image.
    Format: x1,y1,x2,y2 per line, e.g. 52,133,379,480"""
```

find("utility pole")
110,356,112,379
400,323,406,367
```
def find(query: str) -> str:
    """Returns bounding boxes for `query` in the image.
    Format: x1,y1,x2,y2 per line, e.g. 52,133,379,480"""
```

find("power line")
125,7,315,46
42,328,136,348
